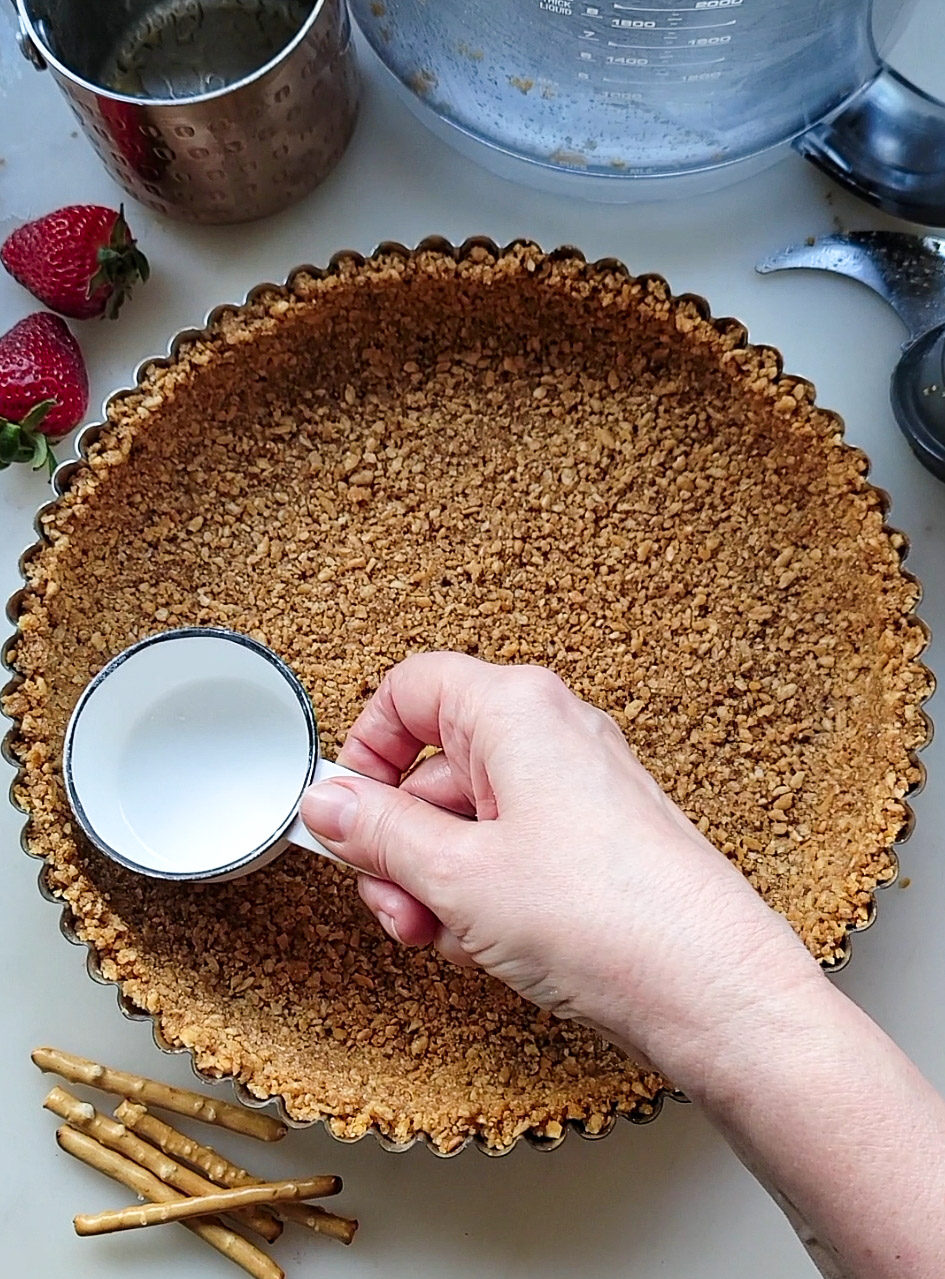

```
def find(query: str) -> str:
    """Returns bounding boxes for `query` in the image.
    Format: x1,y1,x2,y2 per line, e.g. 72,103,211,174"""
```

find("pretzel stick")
44,1088,281,1243
278,1201,358,1245
115,1101,268,1185
74,1175,342,1237
32,1046,286,1142
116,1102,357,1244
56,1126,282,1279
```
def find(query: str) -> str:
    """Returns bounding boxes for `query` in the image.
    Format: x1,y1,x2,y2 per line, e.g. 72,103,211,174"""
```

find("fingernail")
377,911,403,944
302,782,358,842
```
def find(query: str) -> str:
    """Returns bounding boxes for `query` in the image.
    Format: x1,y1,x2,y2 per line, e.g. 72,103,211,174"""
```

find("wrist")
669,948,834,1107
664,962,945,1279
607,912,829,1096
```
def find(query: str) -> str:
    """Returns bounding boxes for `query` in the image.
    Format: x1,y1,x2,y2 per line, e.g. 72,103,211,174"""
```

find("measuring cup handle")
284,757,363,864
796,63,945,225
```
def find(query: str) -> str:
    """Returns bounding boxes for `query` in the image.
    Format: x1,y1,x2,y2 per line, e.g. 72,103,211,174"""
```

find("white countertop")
1,4,943,1277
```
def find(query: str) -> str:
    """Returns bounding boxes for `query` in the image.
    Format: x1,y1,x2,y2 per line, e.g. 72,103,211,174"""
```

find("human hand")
301,652,822,1077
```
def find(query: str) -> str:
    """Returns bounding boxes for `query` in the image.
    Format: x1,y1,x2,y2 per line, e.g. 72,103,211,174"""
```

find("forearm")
306,649,944,1275
674,972,945,1278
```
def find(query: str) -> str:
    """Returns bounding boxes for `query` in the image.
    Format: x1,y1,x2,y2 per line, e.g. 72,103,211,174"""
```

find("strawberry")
0,313,89,475
1,204,149,320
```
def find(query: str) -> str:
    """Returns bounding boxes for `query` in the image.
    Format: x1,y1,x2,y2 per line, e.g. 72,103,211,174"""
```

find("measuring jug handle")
795,63,945,226
284,757,364,864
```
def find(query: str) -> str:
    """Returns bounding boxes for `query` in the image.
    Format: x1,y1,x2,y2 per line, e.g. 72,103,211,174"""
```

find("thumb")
300,777,471,903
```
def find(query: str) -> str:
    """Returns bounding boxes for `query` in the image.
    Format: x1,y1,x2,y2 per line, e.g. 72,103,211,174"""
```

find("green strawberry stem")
0,399,60,476
88,205,150,320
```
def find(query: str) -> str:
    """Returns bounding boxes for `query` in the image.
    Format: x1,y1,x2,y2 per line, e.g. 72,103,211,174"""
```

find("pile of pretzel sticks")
33,1046,358,1279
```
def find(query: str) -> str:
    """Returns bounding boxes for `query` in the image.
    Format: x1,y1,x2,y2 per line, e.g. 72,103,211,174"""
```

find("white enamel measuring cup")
63,627,358,882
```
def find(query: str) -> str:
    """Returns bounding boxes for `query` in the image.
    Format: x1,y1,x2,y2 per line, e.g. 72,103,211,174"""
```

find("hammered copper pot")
13,0,359,223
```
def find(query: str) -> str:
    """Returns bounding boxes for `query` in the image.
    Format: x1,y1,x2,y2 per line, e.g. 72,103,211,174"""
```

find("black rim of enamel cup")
62,626,319,881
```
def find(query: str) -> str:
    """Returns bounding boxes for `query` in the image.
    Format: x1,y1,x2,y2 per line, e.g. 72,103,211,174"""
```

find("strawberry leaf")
0,422,23,465
88,205,150,319
18,397,58,433
0,399,60,475
30,431,55,475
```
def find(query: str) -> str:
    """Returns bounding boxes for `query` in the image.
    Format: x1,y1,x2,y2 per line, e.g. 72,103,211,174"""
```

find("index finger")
335,651,496,783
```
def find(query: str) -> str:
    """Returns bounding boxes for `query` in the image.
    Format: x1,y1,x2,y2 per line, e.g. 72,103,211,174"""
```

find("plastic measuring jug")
350,0,945,220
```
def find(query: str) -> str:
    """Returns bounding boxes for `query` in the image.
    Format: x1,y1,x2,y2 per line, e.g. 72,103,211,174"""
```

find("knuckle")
395,651,431,679
507,664,570,706
358,789,413,879
355,783,479,896
423,824,479,898
584,702,624,740
424,826,468,888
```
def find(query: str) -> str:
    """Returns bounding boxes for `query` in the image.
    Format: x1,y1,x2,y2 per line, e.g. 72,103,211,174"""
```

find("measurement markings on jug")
546,1,743,82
